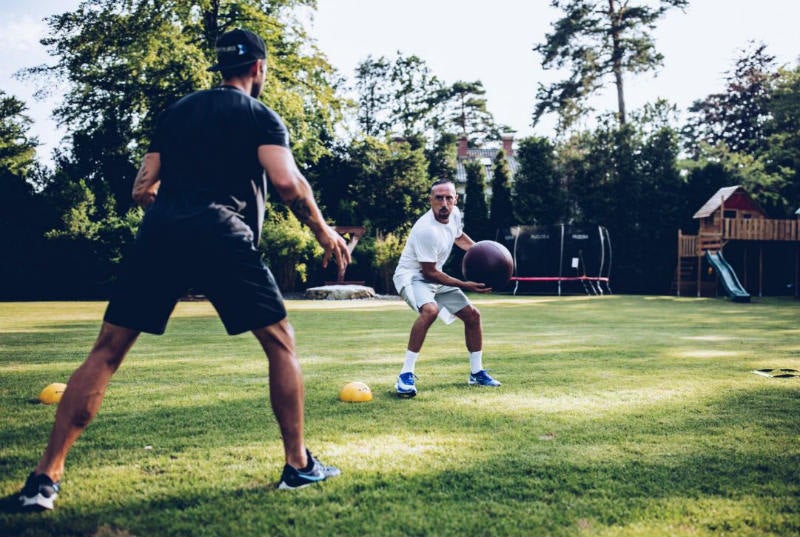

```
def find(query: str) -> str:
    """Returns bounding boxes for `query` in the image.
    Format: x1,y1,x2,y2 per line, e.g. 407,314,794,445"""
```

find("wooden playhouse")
676,186,800,299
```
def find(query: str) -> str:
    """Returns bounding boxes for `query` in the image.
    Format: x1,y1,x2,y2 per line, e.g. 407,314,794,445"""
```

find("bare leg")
455,305,482,352
406,302,439,353
35,322,140,482
252,320,307,470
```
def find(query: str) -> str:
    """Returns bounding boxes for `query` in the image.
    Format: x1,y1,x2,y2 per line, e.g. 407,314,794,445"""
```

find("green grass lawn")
1,295,799,537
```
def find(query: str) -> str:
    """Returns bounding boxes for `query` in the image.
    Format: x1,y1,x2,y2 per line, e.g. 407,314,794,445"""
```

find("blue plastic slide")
705,251,751,303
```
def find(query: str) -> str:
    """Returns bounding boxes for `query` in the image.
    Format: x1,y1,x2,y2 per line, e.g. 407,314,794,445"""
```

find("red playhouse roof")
693,186,764,219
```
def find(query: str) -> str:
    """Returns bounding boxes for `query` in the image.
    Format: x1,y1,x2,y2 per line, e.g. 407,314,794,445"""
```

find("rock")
304,284,377,300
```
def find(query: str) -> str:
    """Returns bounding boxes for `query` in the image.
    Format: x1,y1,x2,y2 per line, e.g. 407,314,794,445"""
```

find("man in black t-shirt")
19,29,350,510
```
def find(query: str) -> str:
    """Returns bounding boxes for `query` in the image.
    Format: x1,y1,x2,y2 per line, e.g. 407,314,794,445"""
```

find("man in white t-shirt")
392,179,501,397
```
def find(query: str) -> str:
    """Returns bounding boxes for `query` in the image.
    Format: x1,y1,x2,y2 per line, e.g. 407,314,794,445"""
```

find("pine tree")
463,160,490,240
533,0,688,130
489,149,514,231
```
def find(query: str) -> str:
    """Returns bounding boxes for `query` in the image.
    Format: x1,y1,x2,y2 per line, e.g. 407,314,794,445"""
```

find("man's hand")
314,223,351,273
133,184,159,208
420,261,492,292
463,281,492,294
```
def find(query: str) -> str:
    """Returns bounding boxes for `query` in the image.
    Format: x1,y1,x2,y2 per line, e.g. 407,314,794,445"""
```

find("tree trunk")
614,61,626,124
608,0,627,124
202,0,221,48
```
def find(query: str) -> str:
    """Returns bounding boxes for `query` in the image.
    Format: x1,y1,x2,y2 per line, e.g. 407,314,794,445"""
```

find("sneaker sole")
20,493,56,510
277,479,322,490
468,380,501,387
395,384,417,398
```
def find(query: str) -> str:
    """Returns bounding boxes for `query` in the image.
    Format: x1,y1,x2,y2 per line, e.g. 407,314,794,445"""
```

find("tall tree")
347,137,430,235
489,149,515,231
683,42,778,155
447,81,499,146
533,0,688,131
351,54,500,149
425,132,458,182
682,46,799,217
0,92,51,298
463,160,490,240
390,53,443,138
563,104,684,292
513,136,565,225
634,103,684,290
762,63,800,215
354,55,393,137
303,142,356,224
0,92,38,177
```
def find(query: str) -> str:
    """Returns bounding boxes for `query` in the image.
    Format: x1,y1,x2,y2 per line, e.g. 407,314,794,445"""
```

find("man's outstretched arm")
258,145,350,271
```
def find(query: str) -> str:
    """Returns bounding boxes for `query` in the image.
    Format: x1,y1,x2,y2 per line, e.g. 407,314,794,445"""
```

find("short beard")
250,79,263,98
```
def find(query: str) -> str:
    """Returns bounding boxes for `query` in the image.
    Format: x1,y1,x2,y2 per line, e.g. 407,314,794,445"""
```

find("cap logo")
216,44,248,56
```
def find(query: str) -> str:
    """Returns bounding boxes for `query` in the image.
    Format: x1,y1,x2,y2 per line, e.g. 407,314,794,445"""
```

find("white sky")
2,0,799,162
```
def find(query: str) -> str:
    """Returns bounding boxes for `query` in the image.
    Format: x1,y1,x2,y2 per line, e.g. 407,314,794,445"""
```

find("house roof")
455,149,519,184
693,185,745,219
464,148,504,160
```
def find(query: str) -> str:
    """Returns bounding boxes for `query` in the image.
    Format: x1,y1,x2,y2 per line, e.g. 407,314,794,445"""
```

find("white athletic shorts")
398,278,470,325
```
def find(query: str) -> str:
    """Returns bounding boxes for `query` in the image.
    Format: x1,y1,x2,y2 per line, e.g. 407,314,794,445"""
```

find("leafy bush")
259,203,323,292
373,231,406,294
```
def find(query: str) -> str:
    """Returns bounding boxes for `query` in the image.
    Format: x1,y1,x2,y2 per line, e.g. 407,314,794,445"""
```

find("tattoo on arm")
133,159,157,192
131,154,160,206
289,197,313,224
133,162,148,188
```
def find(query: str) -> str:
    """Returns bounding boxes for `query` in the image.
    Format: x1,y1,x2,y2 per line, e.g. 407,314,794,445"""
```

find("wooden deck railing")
723,218,800,241
680,218,799,258
699,233,722,252
678,232,697,257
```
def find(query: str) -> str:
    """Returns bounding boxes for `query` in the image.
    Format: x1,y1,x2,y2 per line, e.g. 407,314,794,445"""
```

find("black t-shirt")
146,85,289,241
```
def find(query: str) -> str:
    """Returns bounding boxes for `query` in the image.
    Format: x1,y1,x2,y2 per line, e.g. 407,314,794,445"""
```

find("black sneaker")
277,450,340,490
19,472,60,511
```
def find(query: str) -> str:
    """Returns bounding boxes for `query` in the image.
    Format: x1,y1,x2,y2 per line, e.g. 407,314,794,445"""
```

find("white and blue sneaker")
395,372,418,398
469,370,501,387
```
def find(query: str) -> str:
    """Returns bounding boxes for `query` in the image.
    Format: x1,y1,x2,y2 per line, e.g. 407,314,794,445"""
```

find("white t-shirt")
393,207,463,293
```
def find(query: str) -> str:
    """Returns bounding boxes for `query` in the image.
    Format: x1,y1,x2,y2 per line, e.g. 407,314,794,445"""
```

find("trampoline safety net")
496,225,612,295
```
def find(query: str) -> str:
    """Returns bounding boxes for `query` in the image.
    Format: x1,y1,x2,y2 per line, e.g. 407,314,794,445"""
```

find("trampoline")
497,225,612,295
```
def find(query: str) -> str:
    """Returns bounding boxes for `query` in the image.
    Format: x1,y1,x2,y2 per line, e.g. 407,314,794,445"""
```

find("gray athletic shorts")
398,279,470,325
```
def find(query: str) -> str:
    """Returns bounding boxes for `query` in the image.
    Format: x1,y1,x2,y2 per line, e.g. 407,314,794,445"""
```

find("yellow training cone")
39,383,67,405
338,381,373,402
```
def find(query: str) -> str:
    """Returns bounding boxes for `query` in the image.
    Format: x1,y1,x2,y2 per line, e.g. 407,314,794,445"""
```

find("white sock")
401,350,419,374
469,351,483,374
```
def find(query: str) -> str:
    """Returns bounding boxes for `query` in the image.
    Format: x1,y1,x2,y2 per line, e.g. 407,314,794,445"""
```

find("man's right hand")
315,223,351,274
463,281,492,293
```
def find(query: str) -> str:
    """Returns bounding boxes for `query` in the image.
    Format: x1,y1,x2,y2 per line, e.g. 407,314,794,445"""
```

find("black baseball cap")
207,28,266,72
